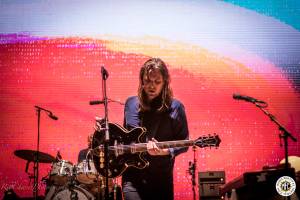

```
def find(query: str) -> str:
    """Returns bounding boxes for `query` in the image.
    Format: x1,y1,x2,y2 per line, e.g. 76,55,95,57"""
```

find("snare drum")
76,160,98,184
50,160,73,185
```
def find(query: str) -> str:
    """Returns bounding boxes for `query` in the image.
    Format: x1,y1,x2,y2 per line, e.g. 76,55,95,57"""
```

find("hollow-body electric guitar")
92,123,221,178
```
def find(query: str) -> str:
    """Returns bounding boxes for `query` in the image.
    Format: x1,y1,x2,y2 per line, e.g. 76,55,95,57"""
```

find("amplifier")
199,171,226,184
199,183,223,197
199,171,226,199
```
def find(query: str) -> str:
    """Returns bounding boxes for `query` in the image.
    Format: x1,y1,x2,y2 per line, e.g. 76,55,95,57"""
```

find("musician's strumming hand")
147,138,170,156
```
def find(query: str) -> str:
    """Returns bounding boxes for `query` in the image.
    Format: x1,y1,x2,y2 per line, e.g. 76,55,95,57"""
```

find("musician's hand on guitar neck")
147,138,170,156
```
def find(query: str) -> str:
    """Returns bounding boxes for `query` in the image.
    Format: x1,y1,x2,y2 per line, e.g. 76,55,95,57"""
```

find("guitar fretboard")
113,140,194,154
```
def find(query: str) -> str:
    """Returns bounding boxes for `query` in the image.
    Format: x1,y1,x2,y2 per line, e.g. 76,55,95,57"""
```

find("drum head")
50,186,95,200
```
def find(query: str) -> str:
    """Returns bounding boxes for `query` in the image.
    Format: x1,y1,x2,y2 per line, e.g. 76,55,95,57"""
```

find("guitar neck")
156,140,194,149
114,140,194,154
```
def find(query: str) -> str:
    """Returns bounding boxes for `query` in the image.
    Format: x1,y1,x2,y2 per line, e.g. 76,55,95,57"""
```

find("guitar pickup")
114,140,124,157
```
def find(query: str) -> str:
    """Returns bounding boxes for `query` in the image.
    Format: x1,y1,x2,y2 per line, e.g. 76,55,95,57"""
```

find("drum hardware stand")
61,166,79,200
25,160,34,181
67,173,79,200
188,145,197,200
95,174,102,200
55,150,62,161
70,166,78,186
34,106,58,200
40,174,50,195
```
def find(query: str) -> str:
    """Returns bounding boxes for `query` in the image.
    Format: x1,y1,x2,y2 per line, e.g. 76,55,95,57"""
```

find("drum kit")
10,67,124,200
14,149,122,200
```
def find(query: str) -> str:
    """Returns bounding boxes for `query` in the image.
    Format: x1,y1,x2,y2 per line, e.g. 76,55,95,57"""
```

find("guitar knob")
100,163,104,169
100,158,104,162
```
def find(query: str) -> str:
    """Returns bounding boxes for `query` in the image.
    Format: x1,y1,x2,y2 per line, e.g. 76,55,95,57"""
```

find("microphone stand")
33,107,41,200
33,106,57,200
254,102,297,200
101,66,110,200
254,102,297,172
188,145,197,200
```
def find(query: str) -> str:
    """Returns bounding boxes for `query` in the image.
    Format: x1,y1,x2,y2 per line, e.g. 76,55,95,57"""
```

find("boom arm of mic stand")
255,102,297,142
254,102,297,172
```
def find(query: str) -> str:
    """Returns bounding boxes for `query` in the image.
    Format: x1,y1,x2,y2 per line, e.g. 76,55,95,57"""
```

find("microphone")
101,66,109,80
48,113,58,120
35,106,58,120
233,93,265,103
89,100,104,105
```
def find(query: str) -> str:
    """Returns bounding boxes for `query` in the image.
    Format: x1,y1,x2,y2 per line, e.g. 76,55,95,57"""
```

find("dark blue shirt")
122,96,189,200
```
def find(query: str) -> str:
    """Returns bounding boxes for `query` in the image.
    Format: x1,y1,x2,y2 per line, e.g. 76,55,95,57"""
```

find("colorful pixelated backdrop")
0,0,300,199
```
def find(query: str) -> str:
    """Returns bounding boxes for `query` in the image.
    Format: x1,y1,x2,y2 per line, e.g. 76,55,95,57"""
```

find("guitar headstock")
194,134,221,148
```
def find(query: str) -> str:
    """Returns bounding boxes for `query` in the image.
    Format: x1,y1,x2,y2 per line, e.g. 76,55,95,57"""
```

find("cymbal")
14,149,55,163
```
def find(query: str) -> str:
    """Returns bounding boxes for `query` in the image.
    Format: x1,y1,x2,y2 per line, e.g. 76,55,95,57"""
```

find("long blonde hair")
138,58,173,112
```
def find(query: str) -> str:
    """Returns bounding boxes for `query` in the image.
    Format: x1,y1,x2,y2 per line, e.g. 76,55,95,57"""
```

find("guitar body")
92,123,149,178
92,122,221,178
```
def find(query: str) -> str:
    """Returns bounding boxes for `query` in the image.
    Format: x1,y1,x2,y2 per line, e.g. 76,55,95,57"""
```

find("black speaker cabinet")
220,168,299,200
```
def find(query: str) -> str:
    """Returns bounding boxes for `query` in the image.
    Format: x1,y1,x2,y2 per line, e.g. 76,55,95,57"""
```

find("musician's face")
142,69,164,101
